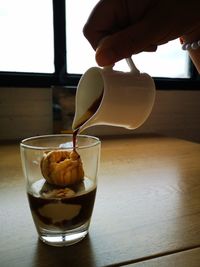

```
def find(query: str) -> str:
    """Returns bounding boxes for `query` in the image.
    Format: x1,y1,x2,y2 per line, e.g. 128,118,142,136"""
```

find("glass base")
39,230,88,247
38,222,89,247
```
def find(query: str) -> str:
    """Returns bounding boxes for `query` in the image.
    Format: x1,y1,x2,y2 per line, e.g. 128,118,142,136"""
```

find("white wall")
0,87,53,140
0,87,200,142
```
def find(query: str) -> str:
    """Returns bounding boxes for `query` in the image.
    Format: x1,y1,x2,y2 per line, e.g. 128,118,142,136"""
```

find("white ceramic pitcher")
72,58,156,132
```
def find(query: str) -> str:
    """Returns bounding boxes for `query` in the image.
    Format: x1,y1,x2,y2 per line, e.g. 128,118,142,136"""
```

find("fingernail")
96,47,116,67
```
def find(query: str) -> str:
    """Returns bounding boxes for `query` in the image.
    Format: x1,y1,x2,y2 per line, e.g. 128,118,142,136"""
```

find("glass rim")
20,134,101,150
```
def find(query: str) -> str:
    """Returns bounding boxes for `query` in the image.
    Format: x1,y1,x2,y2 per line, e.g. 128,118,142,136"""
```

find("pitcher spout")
72,67,104,132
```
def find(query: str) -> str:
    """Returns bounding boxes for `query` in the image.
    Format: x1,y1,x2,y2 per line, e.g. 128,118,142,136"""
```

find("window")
0,0,199,88
0,0,54,73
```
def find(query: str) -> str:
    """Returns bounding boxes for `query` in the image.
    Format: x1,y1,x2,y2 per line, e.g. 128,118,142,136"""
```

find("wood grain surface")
124,247,200,267
0,135,200,267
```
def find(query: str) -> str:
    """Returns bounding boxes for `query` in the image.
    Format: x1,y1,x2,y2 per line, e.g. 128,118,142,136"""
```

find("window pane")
0,0,54,73
66,0,189,78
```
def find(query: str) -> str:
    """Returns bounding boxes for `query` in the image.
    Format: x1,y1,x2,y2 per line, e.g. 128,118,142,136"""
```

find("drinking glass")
20,134,101,247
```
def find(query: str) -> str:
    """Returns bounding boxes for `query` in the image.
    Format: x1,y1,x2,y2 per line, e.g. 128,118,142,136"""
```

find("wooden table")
0,135,200,267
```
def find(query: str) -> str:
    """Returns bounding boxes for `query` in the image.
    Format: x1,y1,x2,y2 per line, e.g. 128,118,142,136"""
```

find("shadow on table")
34,234,97,267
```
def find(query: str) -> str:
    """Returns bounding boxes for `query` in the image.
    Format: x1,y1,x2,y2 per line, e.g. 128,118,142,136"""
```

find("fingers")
96,41,157,66
145,45,158,52
95,17,162,66
83,0,179,66
83,0,120,50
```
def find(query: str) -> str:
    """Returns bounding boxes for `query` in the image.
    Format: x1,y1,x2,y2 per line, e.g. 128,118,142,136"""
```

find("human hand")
83,0,200,66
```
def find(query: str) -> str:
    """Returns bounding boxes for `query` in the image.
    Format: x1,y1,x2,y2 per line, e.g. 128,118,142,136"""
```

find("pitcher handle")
103,57,140,75
126,57,140,75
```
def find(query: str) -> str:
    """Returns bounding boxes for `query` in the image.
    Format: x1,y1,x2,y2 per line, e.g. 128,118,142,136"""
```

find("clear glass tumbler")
20,134,101,247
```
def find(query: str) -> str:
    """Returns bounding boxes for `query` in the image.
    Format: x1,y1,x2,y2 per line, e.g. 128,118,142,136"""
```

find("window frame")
0,0,199,89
